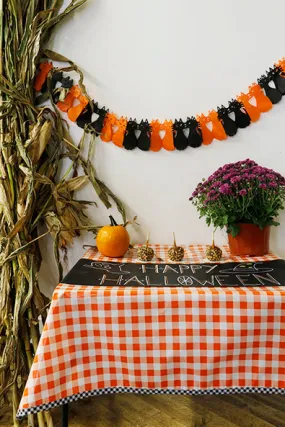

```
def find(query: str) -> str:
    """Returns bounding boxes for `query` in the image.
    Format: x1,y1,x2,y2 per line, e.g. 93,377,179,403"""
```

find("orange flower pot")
228,223,270,256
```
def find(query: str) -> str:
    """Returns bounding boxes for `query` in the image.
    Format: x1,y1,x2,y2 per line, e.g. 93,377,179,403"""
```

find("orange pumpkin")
96,216,130,257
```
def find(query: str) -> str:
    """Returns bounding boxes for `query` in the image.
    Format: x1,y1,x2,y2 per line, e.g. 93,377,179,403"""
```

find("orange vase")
228,223,270,256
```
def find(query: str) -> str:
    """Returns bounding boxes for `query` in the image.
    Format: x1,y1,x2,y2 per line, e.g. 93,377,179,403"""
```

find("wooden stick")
173,232,177,247
212,229,215,246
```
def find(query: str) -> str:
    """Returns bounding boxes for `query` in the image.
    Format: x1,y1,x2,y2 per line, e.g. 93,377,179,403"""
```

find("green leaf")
227,224,240,237
222,215,228,226
266,220,280,227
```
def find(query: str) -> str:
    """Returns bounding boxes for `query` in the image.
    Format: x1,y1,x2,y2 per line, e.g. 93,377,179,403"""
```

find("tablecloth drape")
17,245,285,419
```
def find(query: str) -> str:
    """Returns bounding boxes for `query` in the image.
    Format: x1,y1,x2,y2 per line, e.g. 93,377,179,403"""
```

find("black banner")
62,259,285,287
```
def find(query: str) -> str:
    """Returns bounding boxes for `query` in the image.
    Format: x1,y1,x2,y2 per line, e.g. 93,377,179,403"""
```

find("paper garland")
35,58,285,152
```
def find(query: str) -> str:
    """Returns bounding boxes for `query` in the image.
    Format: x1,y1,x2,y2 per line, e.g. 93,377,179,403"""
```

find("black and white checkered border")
16,386,285,419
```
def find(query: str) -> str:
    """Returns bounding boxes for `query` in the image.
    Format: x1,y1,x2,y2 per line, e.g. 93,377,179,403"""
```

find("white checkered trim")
17,386,285,419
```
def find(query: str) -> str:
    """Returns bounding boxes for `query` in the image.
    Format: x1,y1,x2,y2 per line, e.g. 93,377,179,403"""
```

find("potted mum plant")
190,159,285,255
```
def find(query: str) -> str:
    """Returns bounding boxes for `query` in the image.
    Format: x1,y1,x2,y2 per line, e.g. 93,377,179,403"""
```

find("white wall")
40,0,285,296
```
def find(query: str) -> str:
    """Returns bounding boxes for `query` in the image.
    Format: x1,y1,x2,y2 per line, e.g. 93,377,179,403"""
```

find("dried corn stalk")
0,1,125,426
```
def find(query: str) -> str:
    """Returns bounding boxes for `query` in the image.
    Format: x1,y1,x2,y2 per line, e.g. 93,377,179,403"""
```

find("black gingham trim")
17,386,285,419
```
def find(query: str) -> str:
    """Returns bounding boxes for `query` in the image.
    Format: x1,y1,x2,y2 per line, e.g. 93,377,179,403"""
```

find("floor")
2,394,285,427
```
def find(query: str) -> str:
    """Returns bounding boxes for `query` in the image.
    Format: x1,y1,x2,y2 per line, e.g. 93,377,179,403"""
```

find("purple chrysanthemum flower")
222,173,231,181
230,176,242,184
219,183,231,194
190,160,285,230
252,167,263,174
212,181,222,188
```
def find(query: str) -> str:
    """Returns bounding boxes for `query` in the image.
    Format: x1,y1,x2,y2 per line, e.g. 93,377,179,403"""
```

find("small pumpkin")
96,216,130,258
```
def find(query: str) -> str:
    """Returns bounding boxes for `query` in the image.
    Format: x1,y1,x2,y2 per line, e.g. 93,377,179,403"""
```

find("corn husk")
0,1,125,426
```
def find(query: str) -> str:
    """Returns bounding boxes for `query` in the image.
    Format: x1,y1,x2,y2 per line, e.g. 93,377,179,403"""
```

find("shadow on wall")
271,209,285,258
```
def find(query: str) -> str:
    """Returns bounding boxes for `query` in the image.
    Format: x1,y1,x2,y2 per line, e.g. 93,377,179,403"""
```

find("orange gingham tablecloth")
18,245,285,419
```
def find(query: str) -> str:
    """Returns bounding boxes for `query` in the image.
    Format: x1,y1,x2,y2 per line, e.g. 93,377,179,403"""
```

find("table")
17,245,285,425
